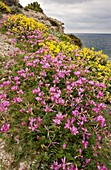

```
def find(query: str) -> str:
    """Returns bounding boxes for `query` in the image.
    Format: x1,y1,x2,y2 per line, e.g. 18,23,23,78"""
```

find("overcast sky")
19,0,111,33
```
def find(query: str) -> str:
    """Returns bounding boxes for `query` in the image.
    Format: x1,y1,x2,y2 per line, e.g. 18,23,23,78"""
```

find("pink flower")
40,70,46,77
1,81,11,87
72,110,79,116
85,159,90,165
71,117,76,123
28,72,34,77
82,140,88,149
92,107,100,113
74,71,80,76
17,89,24,94
11,86,18,91
14,76,20,81
53,118,61,124
33,87,40,94
58,98,65,105
50,160,61,170
79,115,87,122
19,108,26,112
98,103,106,109
35,97,41,101
8,51,13,56
74,50,77,53
1,100,10,107
26,107,33,113
96,115,106,127
13,97,22,103
50,87,58,93
21,122,26,126
16,81,21,85
64,119,71,129
1,123,10,133
28,116,42,132
70,126,78,135
0,93,7,99
53,113,64,125
67,85,72,91
101,165,107,170
22,35,25,39
45,106,52,112
61,157,73,169
97,134,102,141
14,48,19,53
75,53,80,57
71,82,77,87
95,82,100,87
99,83,106,88
97,91,104,99
58,72,65,78
42,63,50,69
63,143,67,149
56,113,64,120
97,163,107,170
88,80,94,85
76,79,83,85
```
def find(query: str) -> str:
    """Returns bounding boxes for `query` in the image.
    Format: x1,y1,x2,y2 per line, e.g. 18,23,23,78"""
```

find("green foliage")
50,20,58,27
24,2,43,13
68,33,82,48
49,30,82,48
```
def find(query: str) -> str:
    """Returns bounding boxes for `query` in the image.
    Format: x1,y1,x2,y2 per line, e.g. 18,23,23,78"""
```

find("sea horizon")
73,33,111,58
68,32,111,34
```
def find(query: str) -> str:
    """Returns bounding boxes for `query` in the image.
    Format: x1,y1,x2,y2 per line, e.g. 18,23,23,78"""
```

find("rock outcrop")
21,8,64,33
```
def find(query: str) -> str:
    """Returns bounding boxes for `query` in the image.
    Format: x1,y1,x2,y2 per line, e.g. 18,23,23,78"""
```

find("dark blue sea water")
74,33,111,59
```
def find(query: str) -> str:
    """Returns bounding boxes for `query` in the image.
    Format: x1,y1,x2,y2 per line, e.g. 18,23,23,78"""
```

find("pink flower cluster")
0,123,10,133
28,116,42,132
50,157,78,170
53,112,65,124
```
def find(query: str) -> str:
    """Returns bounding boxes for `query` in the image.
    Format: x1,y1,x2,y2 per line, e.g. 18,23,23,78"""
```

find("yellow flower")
0,1,11,13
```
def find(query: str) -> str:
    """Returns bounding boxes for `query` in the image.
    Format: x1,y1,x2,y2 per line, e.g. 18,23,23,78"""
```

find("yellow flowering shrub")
0,1,11,13
38,33,79,56
4,14,48,35
38,39,78,57
75,47,111,103
79,47,108,64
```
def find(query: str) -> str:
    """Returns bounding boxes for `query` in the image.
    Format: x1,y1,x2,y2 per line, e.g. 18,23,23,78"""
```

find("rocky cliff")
2,1,64,33
0,1,82,47
21,8,64,33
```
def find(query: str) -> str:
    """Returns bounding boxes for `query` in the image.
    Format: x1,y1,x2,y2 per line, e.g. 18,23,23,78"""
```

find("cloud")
38,0,93,5
20,0,111,33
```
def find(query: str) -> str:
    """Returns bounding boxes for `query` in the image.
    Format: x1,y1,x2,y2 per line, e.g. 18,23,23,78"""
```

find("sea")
74,33,111,59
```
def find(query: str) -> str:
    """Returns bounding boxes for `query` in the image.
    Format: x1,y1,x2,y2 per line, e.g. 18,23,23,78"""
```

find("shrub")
0,1,11,13
67,33,82,48
75,47,111,103
50,20,58,27
48,30,82,48
24,2,43,13
3,14,48,35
